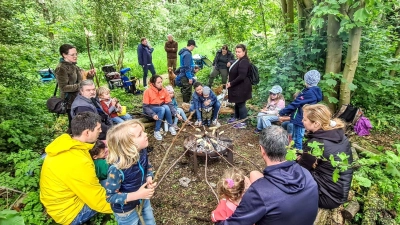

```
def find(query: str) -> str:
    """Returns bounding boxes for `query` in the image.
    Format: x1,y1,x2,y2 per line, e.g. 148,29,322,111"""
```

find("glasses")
269,92,277,95
67,53,79,57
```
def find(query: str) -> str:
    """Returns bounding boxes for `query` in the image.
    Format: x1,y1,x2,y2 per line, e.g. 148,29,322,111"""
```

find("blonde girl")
255,85,285,133
211,168,250,222
105,120,157,225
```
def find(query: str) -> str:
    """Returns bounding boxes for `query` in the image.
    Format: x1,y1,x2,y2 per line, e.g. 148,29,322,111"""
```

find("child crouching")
105,120,156,225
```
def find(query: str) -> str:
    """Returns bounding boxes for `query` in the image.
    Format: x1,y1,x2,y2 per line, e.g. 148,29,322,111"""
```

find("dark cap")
187,39,197,47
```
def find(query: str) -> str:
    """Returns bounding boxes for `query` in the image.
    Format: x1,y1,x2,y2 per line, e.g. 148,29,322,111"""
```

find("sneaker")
227,118,237,124
154,131,162,141
194,120,202,126
254,128,261,134
233,122,247,129
212,119,221,127
169,127,177,135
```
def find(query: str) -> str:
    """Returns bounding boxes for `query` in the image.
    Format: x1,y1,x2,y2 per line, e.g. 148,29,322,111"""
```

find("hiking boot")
227,118,237,124
169,127,177,135
194,120,202,126
233,122,247,129
154,131,162,141
212,119,221,127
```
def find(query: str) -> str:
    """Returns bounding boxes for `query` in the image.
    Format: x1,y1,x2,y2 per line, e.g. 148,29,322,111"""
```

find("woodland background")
0,0,399,224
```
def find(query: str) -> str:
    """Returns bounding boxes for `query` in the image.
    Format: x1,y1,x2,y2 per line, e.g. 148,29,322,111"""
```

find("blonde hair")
106,120,145,169
97,86,110,97
267,93,284,107
303,104,346,131
217,168,246,202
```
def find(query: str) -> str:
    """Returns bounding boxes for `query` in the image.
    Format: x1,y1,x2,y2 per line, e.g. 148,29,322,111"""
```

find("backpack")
247,63,259,85
46,83,68,114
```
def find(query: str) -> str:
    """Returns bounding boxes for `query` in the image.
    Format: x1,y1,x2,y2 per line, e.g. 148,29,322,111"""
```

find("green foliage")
0,210,24,225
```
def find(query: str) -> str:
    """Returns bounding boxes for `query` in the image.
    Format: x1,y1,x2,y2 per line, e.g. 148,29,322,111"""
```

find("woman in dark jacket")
55,44,94,128
226,44,252,129
299,104,353,209
208,45,235,87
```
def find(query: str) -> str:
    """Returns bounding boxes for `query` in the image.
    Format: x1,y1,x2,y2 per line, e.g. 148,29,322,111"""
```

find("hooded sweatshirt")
217,161,318,225
178,47,194,79
40,134,112,224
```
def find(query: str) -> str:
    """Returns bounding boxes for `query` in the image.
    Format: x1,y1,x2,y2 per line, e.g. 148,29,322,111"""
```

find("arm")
229,59,250,87
149,47,154,54
183,54,193,79
137,45,143,65
279,89,314,116
99,101,115,115
55,66,80,93
164,43,175,53
74,106,97,115
96,159,109,180
212,52,219,66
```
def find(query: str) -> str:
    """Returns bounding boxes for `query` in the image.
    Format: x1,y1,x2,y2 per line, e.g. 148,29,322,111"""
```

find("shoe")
172,124,180,130
169,127,177,135
154,131,162,141
194,120,202,126
212,120,221,127
254,128,261,134
233,122,247,129
227,118,237,124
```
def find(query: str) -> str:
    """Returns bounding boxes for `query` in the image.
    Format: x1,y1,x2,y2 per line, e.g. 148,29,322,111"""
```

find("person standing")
216,125,319,225
178,39,197,103
208,45,235,87
55,44,95,128
226,44,252,129
164,34,178,71
137,37,156,87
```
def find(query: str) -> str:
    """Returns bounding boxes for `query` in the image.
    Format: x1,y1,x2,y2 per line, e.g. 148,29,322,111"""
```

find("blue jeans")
173,108,188,125
151,105,173,131
256,113,279,130
70,204,97,225
192,101,221,122
281,121,293,136
293,124,305,150
114,200,156,225
112,114,133,124
142,64,156,87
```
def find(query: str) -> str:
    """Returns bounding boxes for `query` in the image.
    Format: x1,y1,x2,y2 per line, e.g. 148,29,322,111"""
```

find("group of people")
40,42,354,225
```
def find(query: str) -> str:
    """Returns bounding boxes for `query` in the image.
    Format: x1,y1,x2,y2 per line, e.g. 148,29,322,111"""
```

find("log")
342,200,360,220
379,211,397,225
219,106,234,115
314,207,343,225
352,143,381,155
361,185,383,225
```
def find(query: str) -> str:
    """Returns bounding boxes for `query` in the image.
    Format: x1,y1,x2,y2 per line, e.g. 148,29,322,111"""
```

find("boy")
278,70,323,150
89,140,109,186
97,86,133,124
201,86,213,126
165,85,189,130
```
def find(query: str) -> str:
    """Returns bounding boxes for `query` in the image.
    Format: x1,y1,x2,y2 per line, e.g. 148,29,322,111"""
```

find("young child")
89,140,109,186
280,92,300,142
105,120,156,224
254,85,285,134
165,85,189,130
211,168,250,223
200,86,213,126
279,70,323,150
97,86,133,124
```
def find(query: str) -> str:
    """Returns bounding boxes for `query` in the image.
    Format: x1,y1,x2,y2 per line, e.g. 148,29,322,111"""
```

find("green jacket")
94,159,109,180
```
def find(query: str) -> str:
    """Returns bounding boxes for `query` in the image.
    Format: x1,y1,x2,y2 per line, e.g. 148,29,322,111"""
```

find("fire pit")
183,132,233,173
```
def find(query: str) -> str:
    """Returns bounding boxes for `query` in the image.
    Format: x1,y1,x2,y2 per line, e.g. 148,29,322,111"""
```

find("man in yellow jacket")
40,112,112,225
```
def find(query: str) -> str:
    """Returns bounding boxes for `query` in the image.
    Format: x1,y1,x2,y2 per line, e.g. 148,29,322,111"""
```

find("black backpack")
248,63,259,85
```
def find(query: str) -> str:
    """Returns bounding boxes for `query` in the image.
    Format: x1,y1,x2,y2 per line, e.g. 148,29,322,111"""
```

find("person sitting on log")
190,82,221,127
142,75,182,141
298,104,354,209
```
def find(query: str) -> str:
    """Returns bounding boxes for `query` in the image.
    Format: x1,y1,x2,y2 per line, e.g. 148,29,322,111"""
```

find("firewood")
352,143,381,155
342,200,360,220
362,185,383,225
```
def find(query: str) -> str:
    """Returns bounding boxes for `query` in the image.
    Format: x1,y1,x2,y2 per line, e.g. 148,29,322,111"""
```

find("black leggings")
234,101,247,120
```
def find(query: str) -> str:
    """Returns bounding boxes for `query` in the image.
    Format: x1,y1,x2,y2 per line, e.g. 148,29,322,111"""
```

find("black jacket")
228,57,252,103
212,50,235,69
300,129,353,209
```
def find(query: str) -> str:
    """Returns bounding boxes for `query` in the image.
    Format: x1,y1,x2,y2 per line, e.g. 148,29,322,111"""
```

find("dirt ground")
146,117,263,225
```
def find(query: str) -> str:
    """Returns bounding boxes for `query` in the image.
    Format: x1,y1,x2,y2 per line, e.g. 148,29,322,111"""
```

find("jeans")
281,121,293,136
173,108,188,125
208,68,228,87
293,124,305,150
193,101,221,122
142,64,156,87
151,105,173,131
70,204,97,225
114,200,156,225
256,113,279,130
234,101,247,120
112,114,133,124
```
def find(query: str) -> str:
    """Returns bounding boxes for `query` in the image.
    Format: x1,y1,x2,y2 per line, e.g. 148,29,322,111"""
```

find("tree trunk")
339,27,362,106
287,0,294,31
361,185,383,225
281,0,288,23
324,14,342,111
389,40,400,76
298,1,306,37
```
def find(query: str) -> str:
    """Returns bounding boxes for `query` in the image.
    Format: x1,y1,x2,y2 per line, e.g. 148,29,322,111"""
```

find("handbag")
117,106,127,116
46,83,68,114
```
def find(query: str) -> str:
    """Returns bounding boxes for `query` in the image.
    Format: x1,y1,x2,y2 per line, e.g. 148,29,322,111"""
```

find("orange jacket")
142,84,176,117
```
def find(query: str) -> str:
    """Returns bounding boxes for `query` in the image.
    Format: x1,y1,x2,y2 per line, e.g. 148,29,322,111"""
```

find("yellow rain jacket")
40,134,112,224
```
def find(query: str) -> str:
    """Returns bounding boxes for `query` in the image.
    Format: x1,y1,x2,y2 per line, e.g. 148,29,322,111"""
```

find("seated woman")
190,82,221,127
143,75,182,141
298,104,353,209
